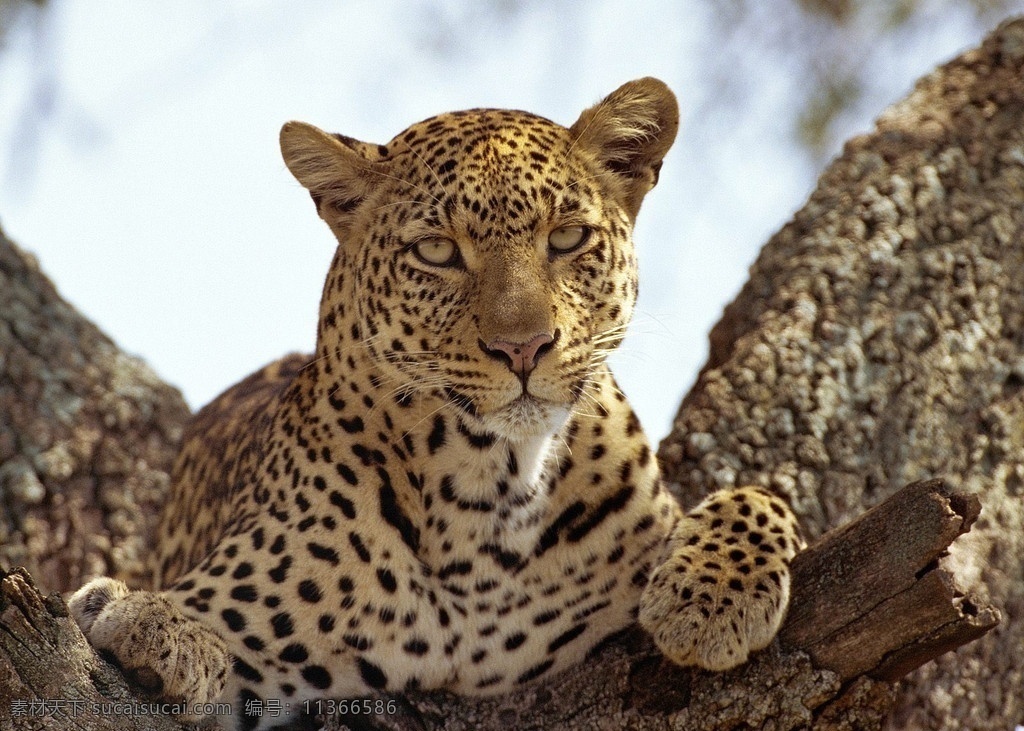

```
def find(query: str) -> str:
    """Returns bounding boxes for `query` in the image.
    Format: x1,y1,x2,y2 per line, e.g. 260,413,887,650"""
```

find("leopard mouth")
440,381,573,438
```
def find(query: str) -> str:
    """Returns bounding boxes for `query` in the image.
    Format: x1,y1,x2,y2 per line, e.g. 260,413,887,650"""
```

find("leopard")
69,77,802,730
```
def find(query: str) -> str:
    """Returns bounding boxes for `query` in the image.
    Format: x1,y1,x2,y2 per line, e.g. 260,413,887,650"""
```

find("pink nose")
483,333,555,376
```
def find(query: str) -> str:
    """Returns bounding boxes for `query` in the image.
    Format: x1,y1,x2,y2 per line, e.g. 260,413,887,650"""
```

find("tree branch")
0,478,997,730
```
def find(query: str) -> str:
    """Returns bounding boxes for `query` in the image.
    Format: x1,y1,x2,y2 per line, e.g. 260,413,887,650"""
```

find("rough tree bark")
657,17,1024,731
2,16,1023,731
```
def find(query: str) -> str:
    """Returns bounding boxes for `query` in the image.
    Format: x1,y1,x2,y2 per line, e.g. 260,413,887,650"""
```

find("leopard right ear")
279,121,384,219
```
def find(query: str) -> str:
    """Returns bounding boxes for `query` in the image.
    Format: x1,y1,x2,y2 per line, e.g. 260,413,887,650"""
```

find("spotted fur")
69,78,801,731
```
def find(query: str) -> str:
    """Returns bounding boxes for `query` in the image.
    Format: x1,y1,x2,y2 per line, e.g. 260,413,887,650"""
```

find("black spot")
533,608,560,625
330,490,357,519
243,635,265,651
336,463,359,485
268,556,292,583
302,665,333,690
269,534,286,554
439,475,457,502
173,575,194,592
343,632,371,650
377,567,398,593
633,515,655,534
427,415,446,454
480,543,523,571
279,643,309,664
548,623,587,653
298,579,322,603
403,638,429,656
319,614,336,633
380,478,421,553
516,659,554,684
233,657,263,683
349,532,372,563
567,486,635,543
352,443,385,467
357,658,388,689
507,450,519,476
237,688,262,731
438,560,473,580
338,416,364,433
457,420,496,449
504,632,527,650
221,608,246,632
535,501,586,557
558,457,575,479
230,585,258,603
271,612,294,638
307,542,340,565
251,527,265,550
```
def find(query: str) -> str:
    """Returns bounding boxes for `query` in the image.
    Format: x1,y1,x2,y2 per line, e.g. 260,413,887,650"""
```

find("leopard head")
280,78,678,440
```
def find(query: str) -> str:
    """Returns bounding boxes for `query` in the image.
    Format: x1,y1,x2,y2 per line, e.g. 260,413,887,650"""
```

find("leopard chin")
483,394,571,442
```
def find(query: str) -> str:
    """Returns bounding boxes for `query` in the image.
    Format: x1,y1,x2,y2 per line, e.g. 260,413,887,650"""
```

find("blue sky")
0,1,1016,439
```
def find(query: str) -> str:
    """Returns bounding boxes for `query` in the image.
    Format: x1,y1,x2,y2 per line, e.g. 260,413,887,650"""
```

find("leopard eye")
548,225,590,254
412,238,460,267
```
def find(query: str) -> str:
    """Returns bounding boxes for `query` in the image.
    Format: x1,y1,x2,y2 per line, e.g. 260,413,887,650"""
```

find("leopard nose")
481,332,556,376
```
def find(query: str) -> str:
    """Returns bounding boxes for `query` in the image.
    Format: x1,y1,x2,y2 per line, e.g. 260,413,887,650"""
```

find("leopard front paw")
69,578,229,720
639,486,800,671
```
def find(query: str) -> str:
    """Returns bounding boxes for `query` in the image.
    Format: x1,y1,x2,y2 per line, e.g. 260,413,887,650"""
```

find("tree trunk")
3,16,1024,731
656,17,1024,731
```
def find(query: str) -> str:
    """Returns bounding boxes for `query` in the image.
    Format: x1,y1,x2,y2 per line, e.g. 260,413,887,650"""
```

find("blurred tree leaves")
713,0,1024,161
2,0,1024,185
0,0,43,50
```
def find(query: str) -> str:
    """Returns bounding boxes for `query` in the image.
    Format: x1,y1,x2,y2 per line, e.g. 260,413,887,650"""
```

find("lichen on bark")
0,235,189,594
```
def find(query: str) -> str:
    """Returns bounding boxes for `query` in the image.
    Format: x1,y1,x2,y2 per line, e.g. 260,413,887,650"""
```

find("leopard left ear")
569,77,679,220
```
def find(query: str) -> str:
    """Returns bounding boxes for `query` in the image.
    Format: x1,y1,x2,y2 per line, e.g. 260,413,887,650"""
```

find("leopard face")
281,82,677,440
